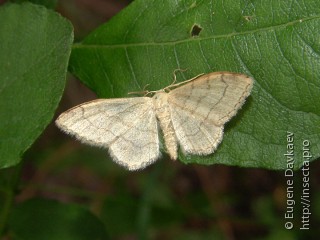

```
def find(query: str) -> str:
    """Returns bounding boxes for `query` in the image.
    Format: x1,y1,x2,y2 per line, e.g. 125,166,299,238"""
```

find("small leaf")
8,198,108,240
0,3,73,168
69,0,320,170
9,0,58,9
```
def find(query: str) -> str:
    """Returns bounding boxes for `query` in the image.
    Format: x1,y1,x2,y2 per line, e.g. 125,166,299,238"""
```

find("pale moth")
56,72,253,170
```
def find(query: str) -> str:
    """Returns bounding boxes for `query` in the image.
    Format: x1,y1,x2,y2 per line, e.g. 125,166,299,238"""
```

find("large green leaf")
8,198,108,240
0,3,73,168
69,0,320,170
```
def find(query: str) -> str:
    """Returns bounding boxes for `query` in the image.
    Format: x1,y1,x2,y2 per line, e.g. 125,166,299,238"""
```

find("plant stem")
0,187,14,235
0,164,22,236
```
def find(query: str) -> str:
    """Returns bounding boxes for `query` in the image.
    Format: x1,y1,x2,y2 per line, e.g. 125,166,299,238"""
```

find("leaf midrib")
73,15,319,49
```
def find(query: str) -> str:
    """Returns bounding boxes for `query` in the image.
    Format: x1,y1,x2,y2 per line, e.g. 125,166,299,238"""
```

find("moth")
56,72,253,170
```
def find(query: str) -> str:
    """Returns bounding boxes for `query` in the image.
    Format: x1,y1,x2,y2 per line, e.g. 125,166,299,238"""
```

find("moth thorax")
153,92,178,160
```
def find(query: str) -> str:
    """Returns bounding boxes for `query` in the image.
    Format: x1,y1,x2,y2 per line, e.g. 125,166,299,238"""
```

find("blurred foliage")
0,0,319,239
8,198,108,240
9,0,58,9
2,142,318,239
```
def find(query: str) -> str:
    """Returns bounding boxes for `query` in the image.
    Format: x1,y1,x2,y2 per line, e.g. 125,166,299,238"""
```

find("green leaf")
101,195,139,236
9,0,58,9
0,3,73,168
8,198,108,240
69,0,320,170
